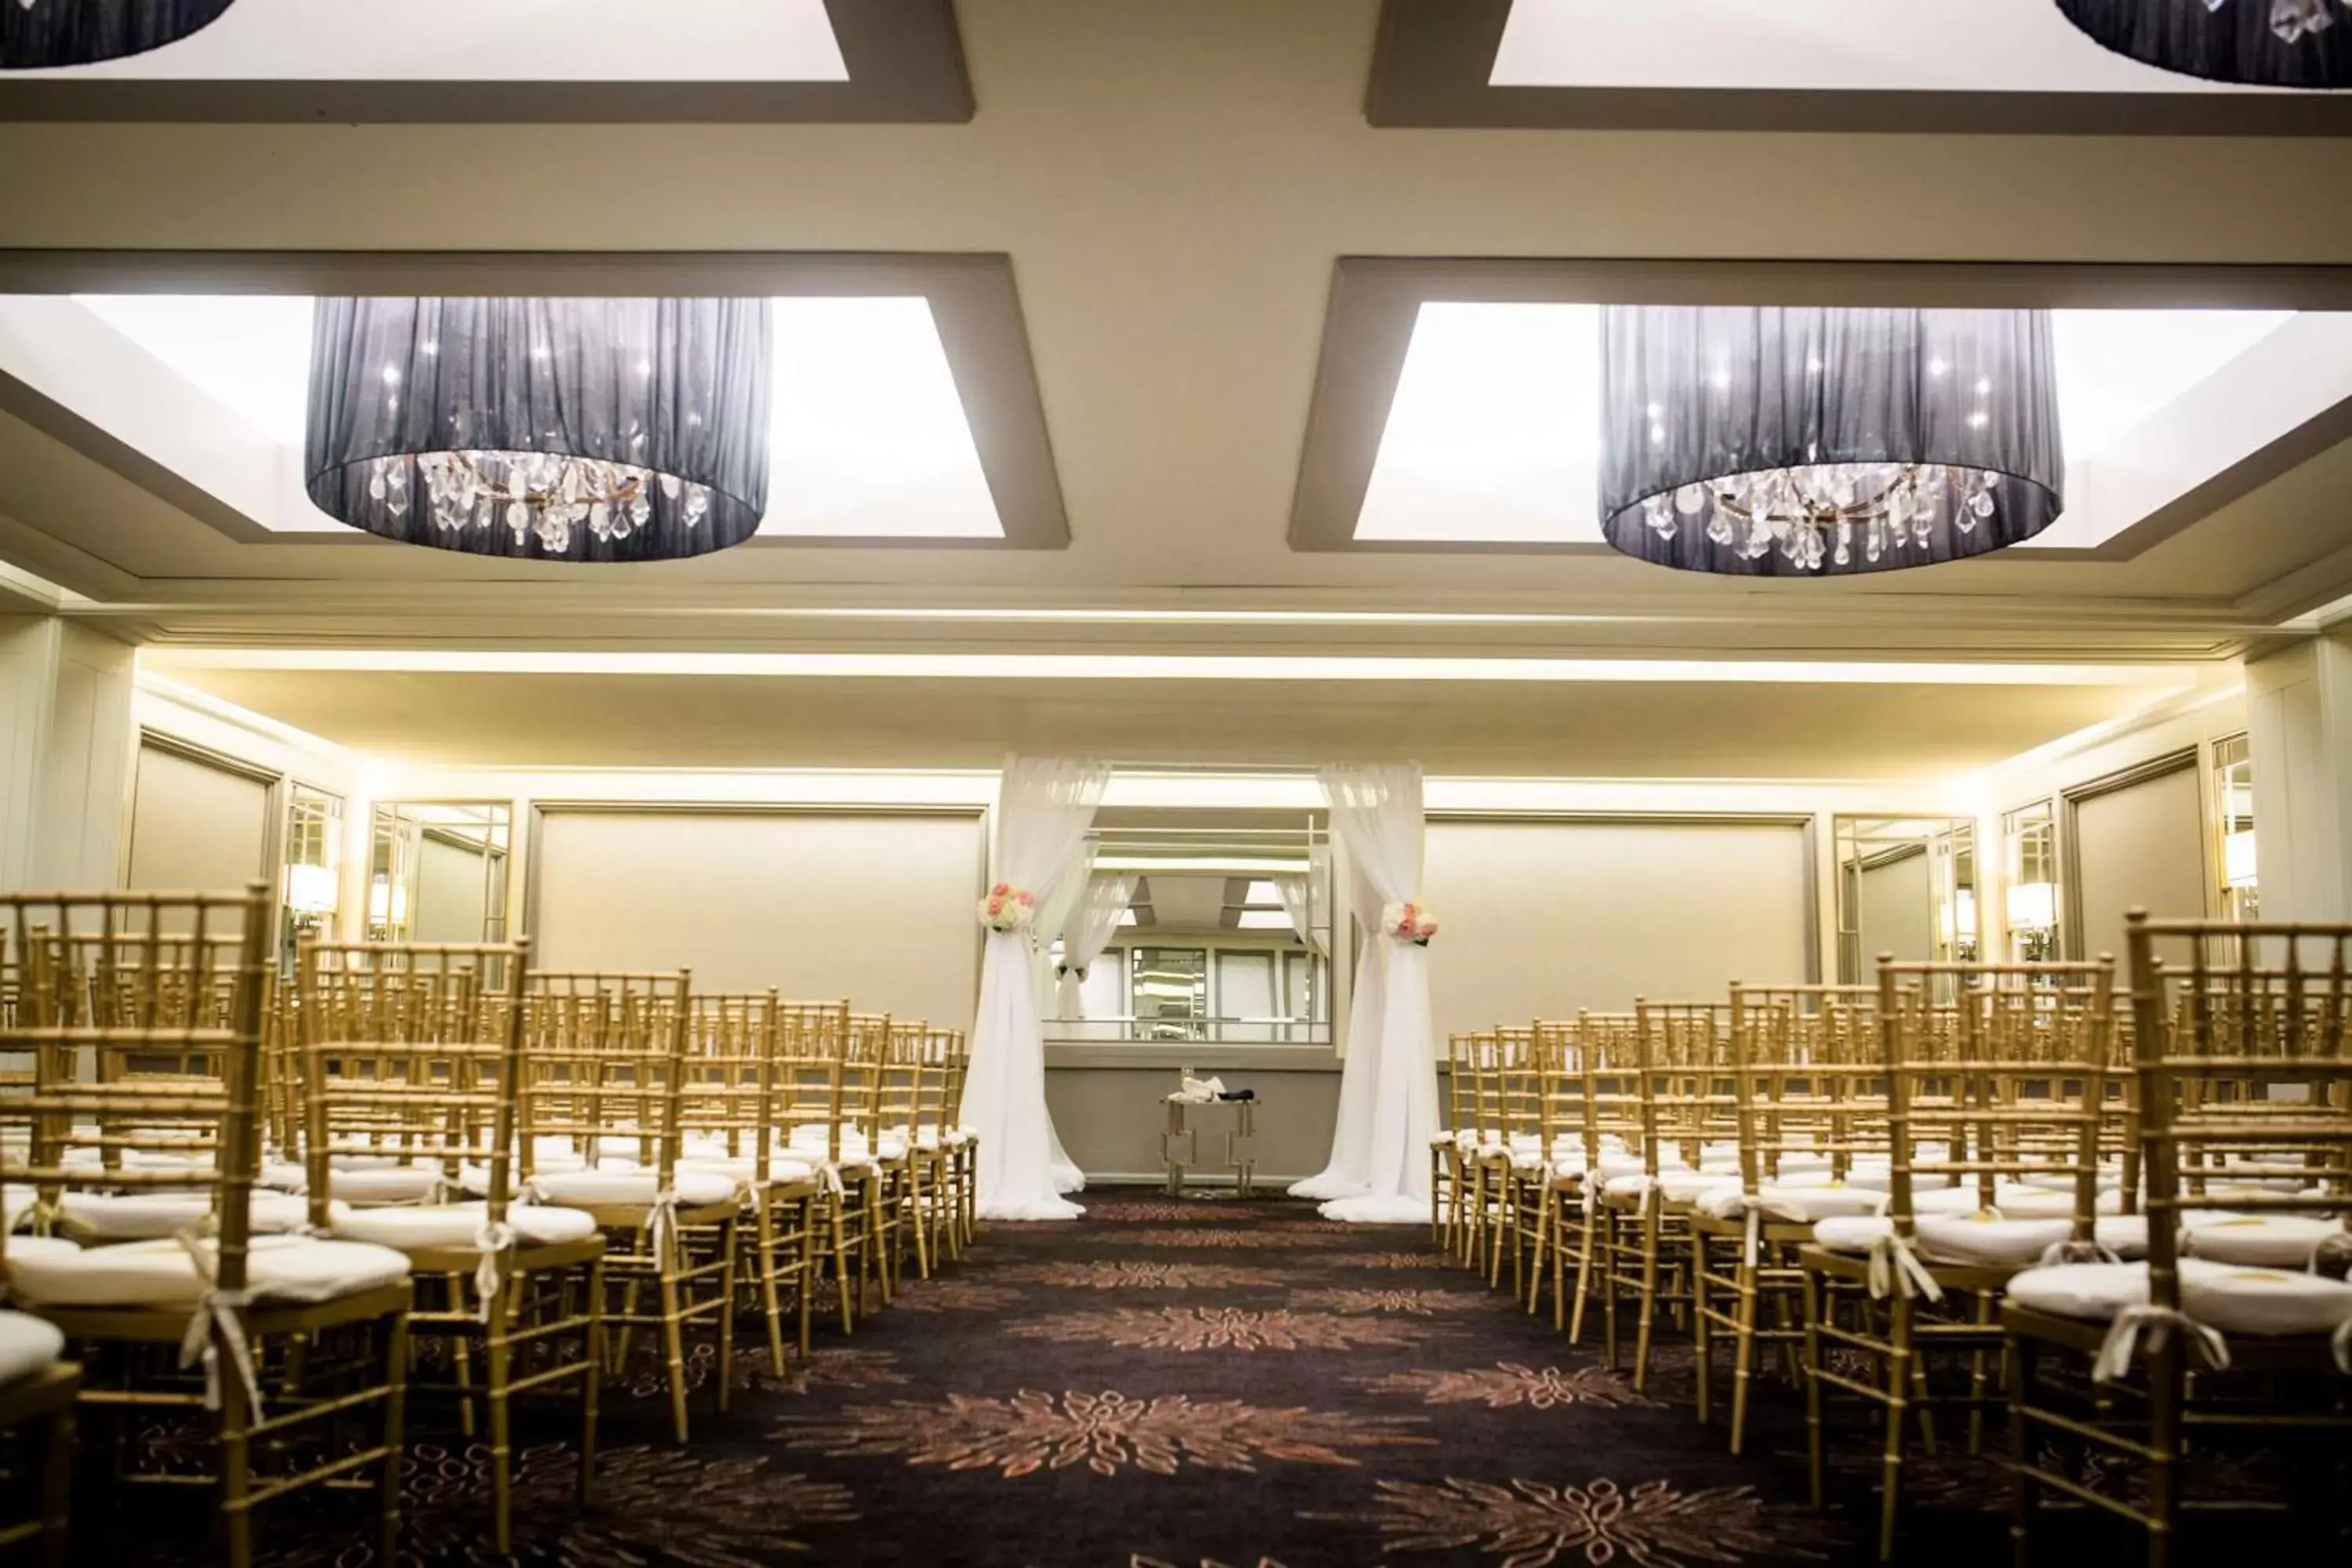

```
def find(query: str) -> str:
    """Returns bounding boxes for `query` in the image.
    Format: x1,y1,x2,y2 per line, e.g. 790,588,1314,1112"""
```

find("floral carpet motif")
776,1387,1430,1477
1007,1305,1437,1352
1314,1475,1820,1568
1356,1361,1661,1412
85,1189,2330,1566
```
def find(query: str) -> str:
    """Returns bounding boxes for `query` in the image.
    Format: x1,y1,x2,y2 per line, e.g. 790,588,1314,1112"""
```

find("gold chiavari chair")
1800,958,2119,1562
676,992,824,1380
297,939,605,1556
1524,1018,1586,1321
1593,1000,1731,1390
774,1001,881,1334
1552,1011,1642,1345
0,889,413,1568
0,1313,75,1568
1434,1031,1472,1247
520,970,739,1444
1689,985,1887,1454
1453,1031,1504,1272
2004,915,2352,1568
941,1029,978,1250
847,1012,913,1298
1483,1027,1545,1294
884,1022,961,1279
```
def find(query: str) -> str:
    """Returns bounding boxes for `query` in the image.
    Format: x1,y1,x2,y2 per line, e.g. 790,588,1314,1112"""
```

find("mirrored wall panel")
277,782,343,971
368,802,510,945
2003,800,2061,960
2214,734,2257,920
1835,815,1976,983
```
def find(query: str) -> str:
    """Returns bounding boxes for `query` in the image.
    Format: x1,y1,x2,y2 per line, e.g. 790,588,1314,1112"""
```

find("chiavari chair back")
2005,916,2352,1568
0,888,412,1568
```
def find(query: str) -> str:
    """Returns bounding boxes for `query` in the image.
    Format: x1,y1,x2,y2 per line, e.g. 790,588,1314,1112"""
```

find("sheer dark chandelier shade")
304,298,773,564
2056,0,2351,89
1599,307,2066,579
2,0,236,69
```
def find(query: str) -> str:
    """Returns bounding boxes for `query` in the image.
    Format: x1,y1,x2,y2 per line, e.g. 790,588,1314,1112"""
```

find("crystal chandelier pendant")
304,298,773,564
1599,307,2066,579
2057,0,2352,89
2,0,238,70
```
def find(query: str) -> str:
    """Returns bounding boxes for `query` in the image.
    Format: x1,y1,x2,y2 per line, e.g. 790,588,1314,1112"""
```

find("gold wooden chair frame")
298,938,605,1555
2004,915,2352,1568
0,1354,78,1568
1800,958,2118,1562
1,889,412,1568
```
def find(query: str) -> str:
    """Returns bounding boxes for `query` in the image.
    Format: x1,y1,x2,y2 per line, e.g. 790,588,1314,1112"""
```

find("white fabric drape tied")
174,1229,264,1416
2038,1238,2122,1267
473,1219,517,1323
645,1186,681,1261
1730,1194,1806,1266
2332,1316,2352,1375
1054,874,1134,1020
1276,874,1323,956
1299,764,1438,1225
1866,1231,1945,1303
2093,1305,2230,1385
965,757,1110,1221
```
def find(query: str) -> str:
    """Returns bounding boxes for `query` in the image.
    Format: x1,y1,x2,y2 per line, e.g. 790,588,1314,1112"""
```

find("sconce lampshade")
2,0,236,69
281,862,339,918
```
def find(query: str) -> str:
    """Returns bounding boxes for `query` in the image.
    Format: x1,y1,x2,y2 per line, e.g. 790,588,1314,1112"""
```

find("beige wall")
529,808,984,1027
1420,817,1813,1031
124,739,274,929
2071,760,2206,966
0,618,135,890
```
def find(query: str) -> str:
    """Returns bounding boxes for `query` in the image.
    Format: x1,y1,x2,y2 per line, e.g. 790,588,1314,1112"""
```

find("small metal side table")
1162,1097,1259,1198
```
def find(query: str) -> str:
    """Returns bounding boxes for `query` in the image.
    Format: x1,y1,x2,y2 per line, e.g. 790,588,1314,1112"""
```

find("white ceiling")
1355,305,2325,547
9,0,848,82
1491,0,2292,95
12,294,1001,541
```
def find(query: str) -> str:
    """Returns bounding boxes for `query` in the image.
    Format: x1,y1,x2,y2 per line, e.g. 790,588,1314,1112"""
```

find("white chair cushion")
1430,1132,1460,1149
60,1191,329,1242
1550,1155,1589,1178
2011,1166,2124,1194
0,1237,81,1272
326,1167,448,1206
1508,1151,1545,1173
1811,1215,1891,1255
1508,1133,1544,1153
1914,1186,1994,1215
332,1202,598,1250
5,1235,411,1312
0,1311,64,1385
1603,1173,1657,1200
1699,1183,1886,1224
2183,1214,2347,1269
1658,1170,1739,1205
1917,1212,2073,1267
2009,1258,2352,1339
677,1153,823,1185
1992,1184,2123,1220
1844,1165,1955,1194
530,1169,739,1209
1594,1152,1652,1180
2096,1215,2150,1260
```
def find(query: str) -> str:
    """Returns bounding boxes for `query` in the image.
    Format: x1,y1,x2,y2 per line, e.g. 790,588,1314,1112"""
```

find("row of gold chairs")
0,886,978,1566
1435,913,2350,1566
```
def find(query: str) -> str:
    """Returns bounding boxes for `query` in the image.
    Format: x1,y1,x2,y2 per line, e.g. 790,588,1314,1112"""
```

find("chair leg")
1878,1294,1914,1563
1632,1205,1661,1392
1730,1261,1760,1456
715,1218,739,1418
1526,1191,1550,1316
659,1248,691,1443
381,1307,408,1568
1693,1232,1714,1428
1568,1203,1594,1344
39,1400,72,1568
756,1204,790,1377
219,1361,256,1568
581,1256,604,1508
832,1200,857,1334
487,1293,515,1556
2006,1336,2036,1568
1802,1269,1828,1512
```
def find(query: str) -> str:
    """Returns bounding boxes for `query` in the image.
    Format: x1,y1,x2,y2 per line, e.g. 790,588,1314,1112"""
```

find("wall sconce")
282,862,340,920
2224,829,2258,891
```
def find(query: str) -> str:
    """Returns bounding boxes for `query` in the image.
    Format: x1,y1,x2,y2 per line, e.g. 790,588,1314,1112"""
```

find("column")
0,614,137,890
2244,635,2352,922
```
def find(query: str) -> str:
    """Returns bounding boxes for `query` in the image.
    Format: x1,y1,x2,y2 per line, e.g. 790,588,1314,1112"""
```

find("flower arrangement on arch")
978,883,1038,934
1381,901,1439,946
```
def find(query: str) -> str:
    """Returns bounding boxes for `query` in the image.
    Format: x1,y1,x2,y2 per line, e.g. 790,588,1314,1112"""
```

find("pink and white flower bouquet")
978,882,1038,934
1380,900,1438,946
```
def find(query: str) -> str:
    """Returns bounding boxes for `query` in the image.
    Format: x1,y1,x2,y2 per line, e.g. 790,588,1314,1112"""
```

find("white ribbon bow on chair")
2092,1304,2230,1385
1737,1195,1808,1268
2331,1315,2352,1377
1865,1230,1945,1304
473,1219,518,1325
173,1228,265,1416
645,1186,681,1262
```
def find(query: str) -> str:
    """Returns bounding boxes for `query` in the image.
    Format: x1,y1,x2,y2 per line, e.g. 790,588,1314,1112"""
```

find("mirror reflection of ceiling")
1490,0,2296,94
5,0,849,81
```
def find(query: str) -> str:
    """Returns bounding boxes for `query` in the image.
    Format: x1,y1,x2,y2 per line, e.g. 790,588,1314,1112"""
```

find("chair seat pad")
1914,1185,1994,1215
332,1202,598,1250
2011,1166,2124,1195
6,1235,411,1312
676,1154,822,1185
2183,1214,2347,1269
1603,1173,1658,1200
1508,1152,1545,1173
1597,1152,1687,1181
1659,1171,1741,1206
532,1169,739,1209
60,1191,331,1242
2009,1258,2352,1338
264,1165,448,1205
1811,1215,1889,1255
1699,1183,1885,1224
1429,1133,1459,1149
0,1311,65,1385
0,1237,81,1271
1844,1165,1955,1194
1917,1213,2073,1266
1991,1185,2123,1220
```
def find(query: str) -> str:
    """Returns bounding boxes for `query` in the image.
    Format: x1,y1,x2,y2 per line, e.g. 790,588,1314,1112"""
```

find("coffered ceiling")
3,0,2350,775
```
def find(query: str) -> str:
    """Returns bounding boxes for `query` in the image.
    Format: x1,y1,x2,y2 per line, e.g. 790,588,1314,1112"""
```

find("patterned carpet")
86,1193,2333,1566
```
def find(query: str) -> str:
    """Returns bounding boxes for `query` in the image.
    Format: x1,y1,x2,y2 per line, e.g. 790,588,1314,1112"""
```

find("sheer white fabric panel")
964,757,1109,1221
1276,873,1323,956
1056,874,1134,1019
1289,845,1382,1201
1301,764,1437,1223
